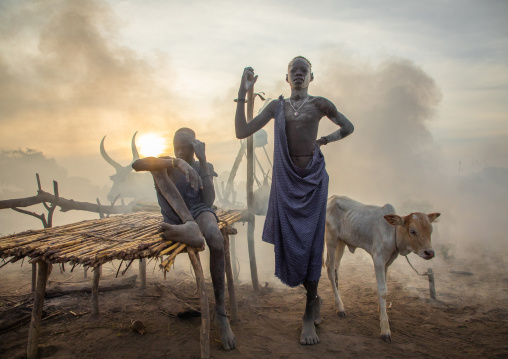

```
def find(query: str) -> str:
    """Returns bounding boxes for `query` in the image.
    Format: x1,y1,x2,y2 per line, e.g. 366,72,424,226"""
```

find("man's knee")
206,230,224,253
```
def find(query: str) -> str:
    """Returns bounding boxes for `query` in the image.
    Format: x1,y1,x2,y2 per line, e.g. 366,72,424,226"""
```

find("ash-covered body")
262,97,329,287
235,57,354,346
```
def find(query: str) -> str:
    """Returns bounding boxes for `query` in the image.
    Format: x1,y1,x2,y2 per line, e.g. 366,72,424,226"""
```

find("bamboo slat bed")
0,209,243,270
0,208,245,359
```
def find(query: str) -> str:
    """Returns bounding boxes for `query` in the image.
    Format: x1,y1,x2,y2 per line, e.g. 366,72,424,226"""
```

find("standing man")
132,128,236,351
235,56,354,345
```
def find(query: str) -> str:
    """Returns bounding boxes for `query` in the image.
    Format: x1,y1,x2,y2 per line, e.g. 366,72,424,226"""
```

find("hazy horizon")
1,0,507,264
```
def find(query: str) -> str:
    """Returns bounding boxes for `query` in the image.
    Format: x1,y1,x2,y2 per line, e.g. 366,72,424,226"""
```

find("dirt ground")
1,243,507,359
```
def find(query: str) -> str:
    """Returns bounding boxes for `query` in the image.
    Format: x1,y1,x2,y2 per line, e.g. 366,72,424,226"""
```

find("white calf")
325,195,440,341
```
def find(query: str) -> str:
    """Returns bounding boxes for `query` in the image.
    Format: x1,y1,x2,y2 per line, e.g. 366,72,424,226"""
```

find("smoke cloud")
0,0,187,159
1,1,506,276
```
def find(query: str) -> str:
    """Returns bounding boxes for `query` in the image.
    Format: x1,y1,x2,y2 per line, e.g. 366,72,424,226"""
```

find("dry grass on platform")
0,209,244,271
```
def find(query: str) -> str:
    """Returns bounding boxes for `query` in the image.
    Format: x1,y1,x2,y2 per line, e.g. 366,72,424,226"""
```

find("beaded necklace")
288,96,308,116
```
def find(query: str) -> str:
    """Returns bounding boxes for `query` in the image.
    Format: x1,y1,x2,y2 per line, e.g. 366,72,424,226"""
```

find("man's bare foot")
215,308,236,350
300,301,320,345
160,221,205,249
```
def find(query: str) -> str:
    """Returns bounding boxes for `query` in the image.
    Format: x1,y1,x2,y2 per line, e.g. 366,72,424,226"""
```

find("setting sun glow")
137,133,167,157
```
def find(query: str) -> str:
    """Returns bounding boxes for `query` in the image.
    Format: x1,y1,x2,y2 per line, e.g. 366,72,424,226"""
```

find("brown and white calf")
325,195,440,341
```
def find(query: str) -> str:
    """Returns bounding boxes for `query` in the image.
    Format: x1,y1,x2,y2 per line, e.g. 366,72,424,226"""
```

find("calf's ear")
384,214,404,226
427,213,441,223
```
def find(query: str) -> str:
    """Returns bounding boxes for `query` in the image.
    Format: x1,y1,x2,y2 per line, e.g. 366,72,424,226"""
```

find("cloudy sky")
1,0,508,254
107,0,508,169
0,0,507,198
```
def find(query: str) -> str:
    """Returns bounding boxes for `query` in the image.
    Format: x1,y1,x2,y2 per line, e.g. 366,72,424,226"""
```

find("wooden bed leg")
188,248,210,359
31,263,37,293
92,265,101,316
230,232,239,282
139,258,146,290
222,229,238,323
27,261,49,359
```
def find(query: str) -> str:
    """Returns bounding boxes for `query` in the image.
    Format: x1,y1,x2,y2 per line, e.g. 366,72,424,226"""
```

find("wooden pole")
27,261,49,359
139,258,146,290
230,232,239,282
428,268,436,300
246,87,260,291
223,141,247,203
188,248,210,359
92,265,101,315
84,266,88,279
31,263,37,292
222,229,238,323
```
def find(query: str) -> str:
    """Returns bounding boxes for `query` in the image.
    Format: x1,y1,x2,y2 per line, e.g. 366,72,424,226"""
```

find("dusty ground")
1,244,507,359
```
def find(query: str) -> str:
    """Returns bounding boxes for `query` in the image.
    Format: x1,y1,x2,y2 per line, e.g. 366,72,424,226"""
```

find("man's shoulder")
310,95,333,104
310,96,337,114
207,162,218,176
263,99,279,112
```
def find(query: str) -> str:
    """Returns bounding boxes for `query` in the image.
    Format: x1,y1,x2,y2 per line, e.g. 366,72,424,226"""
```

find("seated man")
132,128,236,351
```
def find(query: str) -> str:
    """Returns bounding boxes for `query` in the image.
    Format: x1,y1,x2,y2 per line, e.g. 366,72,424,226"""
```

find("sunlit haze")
137,133,167,157
0,0,507,257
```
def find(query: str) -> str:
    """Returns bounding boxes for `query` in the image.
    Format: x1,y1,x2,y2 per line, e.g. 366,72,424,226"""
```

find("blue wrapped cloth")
262,96,329,287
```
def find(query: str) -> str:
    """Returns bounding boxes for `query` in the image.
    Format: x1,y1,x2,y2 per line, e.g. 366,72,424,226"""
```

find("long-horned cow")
325,195,440,341
100,132,156,203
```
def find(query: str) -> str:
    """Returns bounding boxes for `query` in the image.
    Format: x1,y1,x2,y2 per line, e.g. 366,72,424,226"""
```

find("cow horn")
100,136,122,171
131,131,140,162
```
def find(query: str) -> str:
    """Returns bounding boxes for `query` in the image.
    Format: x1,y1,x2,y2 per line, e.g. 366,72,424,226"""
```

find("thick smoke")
308,52,507,262
0,0,186,160
0,149,105,234
309,54,443,205
0,0,181,233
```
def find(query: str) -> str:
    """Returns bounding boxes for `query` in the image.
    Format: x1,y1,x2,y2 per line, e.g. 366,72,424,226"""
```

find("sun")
137,133,167,157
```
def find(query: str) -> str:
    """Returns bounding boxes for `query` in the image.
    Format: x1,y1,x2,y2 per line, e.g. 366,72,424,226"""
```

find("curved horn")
100,136,122,171
131,131,140,162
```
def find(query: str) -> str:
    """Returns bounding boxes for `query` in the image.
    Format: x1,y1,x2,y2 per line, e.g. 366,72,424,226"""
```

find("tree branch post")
92,265,102,316
246,87,260,291
27,261,49,359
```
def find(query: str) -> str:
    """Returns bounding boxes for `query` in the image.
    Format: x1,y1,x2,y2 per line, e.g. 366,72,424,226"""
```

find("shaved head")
288,56,312,71
175,127,195,139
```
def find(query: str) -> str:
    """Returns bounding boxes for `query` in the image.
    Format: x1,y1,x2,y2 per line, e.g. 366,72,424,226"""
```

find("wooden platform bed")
0,209,244,359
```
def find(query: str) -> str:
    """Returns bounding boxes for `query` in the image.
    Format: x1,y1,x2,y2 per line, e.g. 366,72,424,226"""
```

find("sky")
1,0,508,252
0,0,506,175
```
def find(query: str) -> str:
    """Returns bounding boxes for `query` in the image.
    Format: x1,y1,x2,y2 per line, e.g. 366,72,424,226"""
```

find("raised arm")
316,98,354,146
132,157,202,190
192,140,215,207
235,67,277,139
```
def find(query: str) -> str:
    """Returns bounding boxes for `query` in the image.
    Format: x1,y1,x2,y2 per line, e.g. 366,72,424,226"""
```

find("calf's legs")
373,256,391,341
326,238,346,316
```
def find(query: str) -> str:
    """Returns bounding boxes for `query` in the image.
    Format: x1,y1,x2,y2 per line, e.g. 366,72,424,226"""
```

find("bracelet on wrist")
234,98,247,103
320,136,328,145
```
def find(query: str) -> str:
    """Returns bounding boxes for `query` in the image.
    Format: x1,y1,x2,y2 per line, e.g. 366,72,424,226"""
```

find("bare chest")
283,102,323,138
